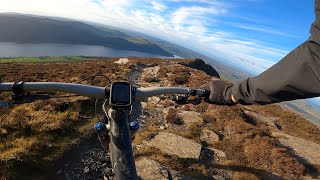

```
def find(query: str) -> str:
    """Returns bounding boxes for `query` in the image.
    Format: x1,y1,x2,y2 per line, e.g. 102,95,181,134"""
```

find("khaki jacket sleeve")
232,0,320,105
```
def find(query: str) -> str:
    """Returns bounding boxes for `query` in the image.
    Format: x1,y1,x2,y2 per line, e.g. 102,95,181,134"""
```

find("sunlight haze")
0,0,315,74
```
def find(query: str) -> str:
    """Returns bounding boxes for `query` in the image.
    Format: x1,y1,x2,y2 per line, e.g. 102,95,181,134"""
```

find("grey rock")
208,148,226,159
0,128,8,136
144,132,201,159
141,102,147,109
212,175,225,180
64,172,71,180
148,96,161,104
272,132,320,165
56,170,63,175
200,128,220,144
178,111,203,126
84,166,90,174
243,110,279,130
136,157,194,180
136,157,170,180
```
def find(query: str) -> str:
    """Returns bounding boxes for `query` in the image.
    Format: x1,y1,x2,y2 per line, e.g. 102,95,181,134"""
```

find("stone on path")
272,132,320,165
136,157,194,180
200,128,220,144
178,111,203,126
243,110,279,130
143,66,160,76
212,175,225,180
209,148,226,159
144,132,201,159
114,58,129,64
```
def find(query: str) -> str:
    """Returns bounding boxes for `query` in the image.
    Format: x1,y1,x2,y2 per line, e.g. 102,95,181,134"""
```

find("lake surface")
0,42,166,58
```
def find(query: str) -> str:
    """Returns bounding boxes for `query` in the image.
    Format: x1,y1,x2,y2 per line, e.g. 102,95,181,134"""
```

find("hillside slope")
0,58,319,179
0,13,173,57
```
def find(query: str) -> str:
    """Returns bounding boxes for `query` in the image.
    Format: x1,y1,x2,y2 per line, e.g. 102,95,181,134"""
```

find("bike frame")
109,108,137,180
0,82,206,180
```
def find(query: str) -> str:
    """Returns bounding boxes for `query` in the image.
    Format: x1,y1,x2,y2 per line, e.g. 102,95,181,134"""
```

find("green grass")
127,37,150,44
0,56,95,63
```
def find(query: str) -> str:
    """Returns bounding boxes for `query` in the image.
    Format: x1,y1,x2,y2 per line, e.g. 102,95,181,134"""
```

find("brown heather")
0,57,319,179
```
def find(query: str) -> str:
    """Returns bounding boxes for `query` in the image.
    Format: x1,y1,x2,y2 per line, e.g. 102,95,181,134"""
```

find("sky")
0,0,315,75
0,0,318,104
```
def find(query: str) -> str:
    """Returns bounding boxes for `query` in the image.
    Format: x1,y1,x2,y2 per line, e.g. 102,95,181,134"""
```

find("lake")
0,42,167,58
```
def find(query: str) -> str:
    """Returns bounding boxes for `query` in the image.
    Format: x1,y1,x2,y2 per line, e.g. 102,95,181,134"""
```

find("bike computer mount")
109,82,133,108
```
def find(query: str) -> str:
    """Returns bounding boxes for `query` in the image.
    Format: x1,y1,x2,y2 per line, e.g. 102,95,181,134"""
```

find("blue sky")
0,0,315,74
0,1,318,104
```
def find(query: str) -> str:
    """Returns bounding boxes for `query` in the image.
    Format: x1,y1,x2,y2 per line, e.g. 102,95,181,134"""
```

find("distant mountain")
185,59,220,78
104,25,251,81
0,13,173,57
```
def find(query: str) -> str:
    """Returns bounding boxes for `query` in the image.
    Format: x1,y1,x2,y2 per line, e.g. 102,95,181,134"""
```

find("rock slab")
136,157,193,180
144,132,202,159
272,132,320,165
114,58,129,64
200,128,220,144
243,110,279,130
136,157,170,180
178,111,203,125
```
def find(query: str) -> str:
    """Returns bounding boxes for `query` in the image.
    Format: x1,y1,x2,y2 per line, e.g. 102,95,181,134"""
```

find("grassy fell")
0,57,319,179
136,59,320,179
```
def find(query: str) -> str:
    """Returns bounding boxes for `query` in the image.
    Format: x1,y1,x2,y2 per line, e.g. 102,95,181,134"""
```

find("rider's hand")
200,79,237,105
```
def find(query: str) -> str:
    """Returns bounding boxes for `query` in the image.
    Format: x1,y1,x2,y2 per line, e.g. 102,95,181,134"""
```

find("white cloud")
151,1,166,11
230,23,301,38
0,0,291,75
165,0,228,7
172,6,226,25
100,0,129,7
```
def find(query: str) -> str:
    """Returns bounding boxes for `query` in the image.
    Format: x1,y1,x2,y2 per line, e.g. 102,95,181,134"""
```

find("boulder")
143,66,160,77
212,175,225,180
0,128,8,137
136,157,194,180
209,148,226,159
136,158,170,180
178,111,203,126
272,132,320,165
141,102,147,109
186,59,220,78
144,132,202,159
200,128,220,144
242,110,279,130
114,58,129,64
148,96,161,104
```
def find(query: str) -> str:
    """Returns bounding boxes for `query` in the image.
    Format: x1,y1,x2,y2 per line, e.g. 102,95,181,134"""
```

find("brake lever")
171,95,202,105
172,95,189,105
188,98,202,105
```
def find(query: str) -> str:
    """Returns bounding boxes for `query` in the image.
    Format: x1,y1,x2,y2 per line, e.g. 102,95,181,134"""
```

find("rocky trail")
134,64,320,179
3,58,320,180
37,60,146,180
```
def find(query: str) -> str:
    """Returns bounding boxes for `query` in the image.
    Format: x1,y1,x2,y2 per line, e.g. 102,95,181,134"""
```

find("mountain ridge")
0,13,173,57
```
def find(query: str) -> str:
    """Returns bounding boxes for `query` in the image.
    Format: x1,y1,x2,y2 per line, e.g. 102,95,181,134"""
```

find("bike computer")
109,82,132,107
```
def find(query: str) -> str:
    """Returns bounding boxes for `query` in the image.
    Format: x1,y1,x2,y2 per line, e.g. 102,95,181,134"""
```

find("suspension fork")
109,108,137,180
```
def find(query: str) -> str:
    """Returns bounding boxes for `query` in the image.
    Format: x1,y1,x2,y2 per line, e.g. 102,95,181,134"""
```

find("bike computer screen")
110,82,132,107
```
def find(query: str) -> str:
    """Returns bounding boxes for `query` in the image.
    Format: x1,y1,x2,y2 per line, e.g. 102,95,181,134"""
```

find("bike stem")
109,108,137,180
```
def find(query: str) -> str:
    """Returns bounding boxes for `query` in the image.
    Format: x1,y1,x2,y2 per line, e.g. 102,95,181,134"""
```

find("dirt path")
28,64,146,180
52,135,113,180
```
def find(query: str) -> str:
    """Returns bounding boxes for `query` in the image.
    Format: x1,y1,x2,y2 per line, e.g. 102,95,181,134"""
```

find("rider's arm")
231,0,320,105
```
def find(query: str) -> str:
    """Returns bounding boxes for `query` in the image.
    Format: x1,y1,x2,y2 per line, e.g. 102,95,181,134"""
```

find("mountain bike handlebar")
0,82,207,99
0,81,208,179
